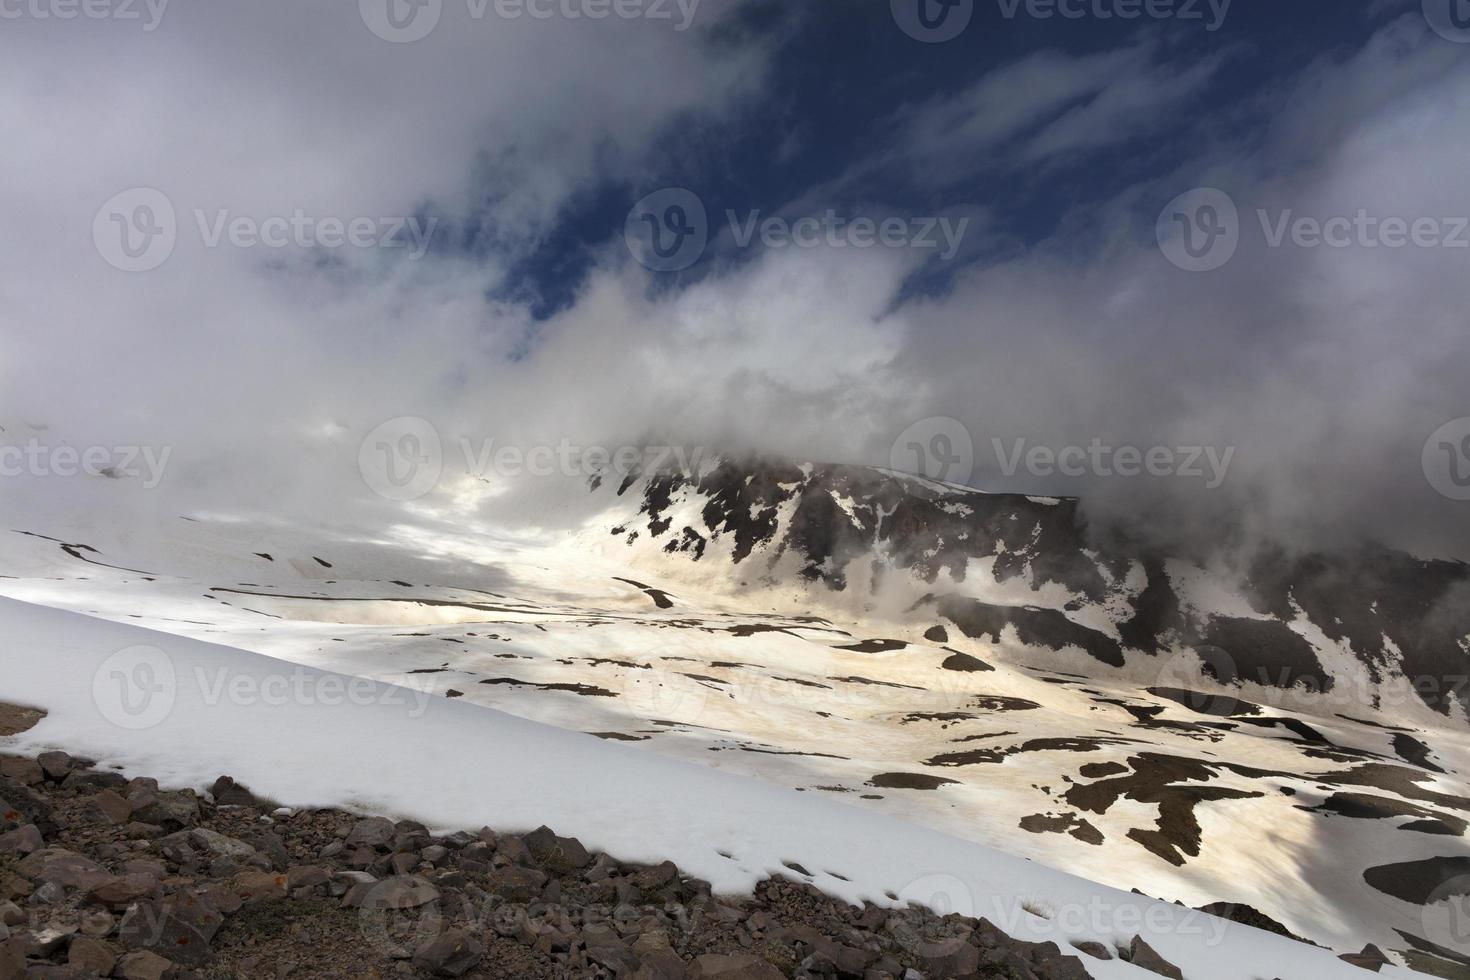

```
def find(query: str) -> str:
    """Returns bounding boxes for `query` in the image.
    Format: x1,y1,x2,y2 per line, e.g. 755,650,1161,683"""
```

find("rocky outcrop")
0,743,1100,978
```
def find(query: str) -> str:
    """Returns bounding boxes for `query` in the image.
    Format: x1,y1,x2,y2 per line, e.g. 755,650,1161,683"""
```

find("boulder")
210,775,258,808
0,824,44,856
1128,936,1184,980
341,875,441,910
118,890,224,965
86,872,160,909
584,923,637,973
631,861,679,891
160,828,257,865
521,825,591,872
688,953,785,979
17,848,106,890
130,791,198,829
1071,941,1112,960
114,949,175,980
61,770,128,793
0,774,55,832
346,817,397,850
412,928,483,976
37,751,74,781
88,789,133,826
229,870,288,904
1339,944,1389,972
68,936,119,975
484,867,547,903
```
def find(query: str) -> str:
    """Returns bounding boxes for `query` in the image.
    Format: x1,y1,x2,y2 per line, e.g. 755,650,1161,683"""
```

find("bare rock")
86,872,161,909
130,790,199,830
68,935,119,975
688,953,786,979
341,875,440,910
346,817,397,850
115,949,176,980
0,824,43,856
37,751,74,781
229,870,288,904
118,890,224,965
484,867,547,903
210,775,258,808
89,789,133,826
1128,936,1184,980
1070,941,1112,960
521,826,591,872
412,929,483,976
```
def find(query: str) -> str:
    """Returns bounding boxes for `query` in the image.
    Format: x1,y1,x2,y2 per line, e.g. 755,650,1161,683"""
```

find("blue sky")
494,0,1414,315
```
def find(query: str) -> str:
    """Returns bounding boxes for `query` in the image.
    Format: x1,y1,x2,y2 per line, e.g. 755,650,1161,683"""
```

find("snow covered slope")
1,459,1467,974
0,595,1400,980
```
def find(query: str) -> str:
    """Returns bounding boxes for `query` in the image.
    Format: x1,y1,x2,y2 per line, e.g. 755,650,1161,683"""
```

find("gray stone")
0,824,43,855
345,817,396,850
130,791,199,829
341,875,440,910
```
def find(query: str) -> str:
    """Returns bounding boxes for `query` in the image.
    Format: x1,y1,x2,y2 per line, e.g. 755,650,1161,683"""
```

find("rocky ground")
0,706,1185,980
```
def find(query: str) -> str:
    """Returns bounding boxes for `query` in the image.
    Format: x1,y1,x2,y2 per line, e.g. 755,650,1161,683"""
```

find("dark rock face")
600,456,1470,718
